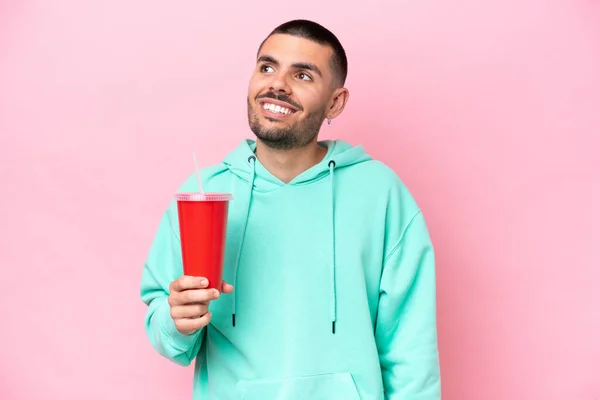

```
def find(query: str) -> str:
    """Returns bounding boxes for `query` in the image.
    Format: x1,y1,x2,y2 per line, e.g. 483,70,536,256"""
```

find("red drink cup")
175,192,233,290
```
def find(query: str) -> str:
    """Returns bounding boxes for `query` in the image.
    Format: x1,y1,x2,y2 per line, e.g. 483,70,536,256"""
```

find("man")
141,19,441,399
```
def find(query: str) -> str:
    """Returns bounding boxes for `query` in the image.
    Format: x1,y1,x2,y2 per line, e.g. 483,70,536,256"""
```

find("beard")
247,97,327,150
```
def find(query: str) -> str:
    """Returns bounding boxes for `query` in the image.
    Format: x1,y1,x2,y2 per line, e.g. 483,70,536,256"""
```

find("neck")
254,140,328,183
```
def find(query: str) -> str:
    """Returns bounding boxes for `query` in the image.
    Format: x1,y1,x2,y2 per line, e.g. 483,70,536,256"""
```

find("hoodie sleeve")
140,202,204,367
375,210,441,399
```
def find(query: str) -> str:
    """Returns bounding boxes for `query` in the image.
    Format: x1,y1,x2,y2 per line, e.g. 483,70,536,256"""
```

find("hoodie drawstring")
231,155,256,327
328,160,337,334
230,155,338,335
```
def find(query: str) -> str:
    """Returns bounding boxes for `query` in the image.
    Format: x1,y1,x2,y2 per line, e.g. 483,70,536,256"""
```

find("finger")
174,312,212,335
169,288,217,306
171,276,209,293
177,288,220,305
171,304,209,319
221,281,234,294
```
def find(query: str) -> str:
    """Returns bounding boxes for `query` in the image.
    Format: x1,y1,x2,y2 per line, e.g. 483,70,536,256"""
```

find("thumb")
220,281,234,294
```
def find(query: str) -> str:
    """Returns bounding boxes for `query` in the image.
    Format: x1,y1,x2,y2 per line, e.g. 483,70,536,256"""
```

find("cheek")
295,88,325,112
247,76,261,97
249,74,271,92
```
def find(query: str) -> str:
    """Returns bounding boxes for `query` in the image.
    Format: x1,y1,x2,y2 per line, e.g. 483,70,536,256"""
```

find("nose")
269,71,291,94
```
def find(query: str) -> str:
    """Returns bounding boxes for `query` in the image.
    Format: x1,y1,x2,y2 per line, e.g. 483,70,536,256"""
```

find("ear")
326,87,350,120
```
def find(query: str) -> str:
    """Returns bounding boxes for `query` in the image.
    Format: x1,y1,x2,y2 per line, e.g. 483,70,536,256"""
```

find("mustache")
257,92,303,111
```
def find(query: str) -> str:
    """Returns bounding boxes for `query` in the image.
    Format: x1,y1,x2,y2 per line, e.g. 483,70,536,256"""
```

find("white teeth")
262,103,293,115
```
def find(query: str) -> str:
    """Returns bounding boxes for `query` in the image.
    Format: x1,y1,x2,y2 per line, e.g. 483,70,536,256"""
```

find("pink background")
1,0,599,399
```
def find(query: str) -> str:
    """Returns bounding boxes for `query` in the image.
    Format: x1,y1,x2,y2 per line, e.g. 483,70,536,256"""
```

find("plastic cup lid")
175,192,233,201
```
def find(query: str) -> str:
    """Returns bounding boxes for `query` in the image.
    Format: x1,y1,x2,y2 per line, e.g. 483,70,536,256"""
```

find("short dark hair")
259,19,348,87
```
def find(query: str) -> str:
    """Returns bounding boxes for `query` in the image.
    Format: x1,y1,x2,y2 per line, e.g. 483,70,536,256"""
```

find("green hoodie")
140,139,441,399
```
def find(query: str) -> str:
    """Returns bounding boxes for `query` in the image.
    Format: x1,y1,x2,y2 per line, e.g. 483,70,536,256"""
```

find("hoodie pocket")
234,371,361,400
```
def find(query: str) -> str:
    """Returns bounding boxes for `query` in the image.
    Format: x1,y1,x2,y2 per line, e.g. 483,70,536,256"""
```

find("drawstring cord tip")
232,314,236,327
332,321,336,334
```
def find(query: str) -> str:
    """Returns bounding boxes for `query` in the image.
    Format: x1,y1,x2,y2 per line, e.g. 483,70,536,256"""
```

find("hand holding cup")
168,276,234,335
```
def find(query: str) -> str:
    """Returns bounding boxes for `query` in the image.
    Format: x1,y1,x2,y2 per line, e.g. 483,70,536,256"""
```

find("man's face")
247,34,338,150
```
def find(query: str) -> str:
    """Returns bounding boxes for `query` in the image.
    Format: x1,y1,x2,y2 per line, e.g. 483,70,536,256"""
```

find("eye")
260,65,274,73
297,72,313,81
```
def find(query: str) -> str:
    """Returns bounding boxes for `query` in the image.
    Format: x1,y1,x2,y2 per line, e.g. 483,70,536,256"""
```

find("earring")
327,118,332,125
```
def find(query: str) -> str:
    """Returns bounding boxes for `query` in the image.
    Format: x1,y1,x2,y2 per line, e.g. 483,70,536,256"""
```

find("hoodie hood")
223,139,372,192
223,138,372,333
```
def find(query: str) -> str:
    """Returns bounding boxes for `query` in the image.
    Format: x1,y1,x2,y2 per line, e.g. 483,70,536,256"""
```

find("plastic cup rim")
175,192,233,201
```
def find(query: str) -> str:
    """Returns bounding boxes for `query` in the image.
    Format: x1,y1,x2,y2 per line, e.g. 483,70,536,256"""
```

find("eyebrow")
257,55,323,77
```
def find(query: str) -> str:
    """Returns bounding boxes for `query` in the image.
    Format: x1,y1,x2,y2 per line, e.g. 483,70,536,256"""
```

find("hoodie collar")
223,139,372,192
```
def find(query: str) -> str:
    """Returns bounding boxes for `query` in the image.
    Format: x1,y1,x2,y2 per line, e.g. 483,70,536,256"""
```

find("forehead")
258,34,333,71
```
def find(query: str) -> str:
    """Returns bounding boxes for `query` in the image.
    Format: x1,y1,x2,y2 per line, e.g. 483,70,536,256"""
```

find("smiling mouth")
260,102,297,115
